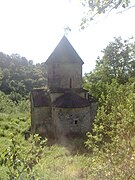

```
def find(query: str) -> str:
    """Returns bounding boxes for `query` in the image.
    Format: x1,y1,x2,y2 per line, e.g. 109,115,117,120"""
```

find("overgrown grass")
34,138,135,180
35,143,90,180
0,91,134,179
0,91,30,151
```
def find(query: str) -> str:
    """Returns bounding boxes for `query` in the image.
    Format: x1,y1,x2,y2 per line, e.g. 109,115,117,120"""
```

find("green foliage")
0,90,29,114
83,37,135,99
34,143,92,180
85,80,135,179
0,91,30,144
0,38,135,179
0,52,47,100
0,91,16,114
0,86,134,179
0,55,47,178
83,38,135,178
80,0,132,28
0,134,46,180
101,37,135,82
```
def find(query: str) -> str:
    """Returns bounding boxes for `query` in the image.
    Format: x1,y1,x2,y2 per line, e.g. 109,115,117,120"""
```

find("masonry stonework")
31,36,97,138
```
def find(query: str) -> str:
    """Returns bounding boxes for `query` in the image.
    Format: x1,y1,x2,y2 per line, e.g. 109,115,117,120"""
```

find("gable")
46,36,84,65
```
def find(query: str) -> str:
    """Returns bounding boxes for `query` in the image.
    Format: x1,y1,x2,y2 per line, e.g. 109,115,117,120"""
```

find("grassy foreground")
0,90,134,179
34,136,135,180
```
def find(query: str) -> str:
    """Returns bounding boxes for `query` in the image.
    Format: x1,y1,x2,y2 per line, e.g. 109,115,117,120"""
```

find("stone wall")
31,107,52,136
52,106,92,136
31,90,97,138
47,63,82,89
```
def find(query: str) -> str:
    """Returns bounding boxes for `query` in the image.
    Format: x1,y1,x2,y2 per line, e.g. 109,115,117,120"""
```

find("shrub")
85,80,135,179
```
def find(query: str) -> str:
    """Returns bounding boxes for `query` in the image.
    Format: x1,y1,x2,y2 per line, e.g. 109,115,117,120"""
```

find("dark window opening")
75,120,78,124
70,78,72,88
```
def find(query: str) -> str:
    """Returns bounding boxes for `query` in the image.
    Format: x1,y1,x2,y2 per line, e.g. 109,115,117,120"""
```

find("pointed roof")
46,36,84,65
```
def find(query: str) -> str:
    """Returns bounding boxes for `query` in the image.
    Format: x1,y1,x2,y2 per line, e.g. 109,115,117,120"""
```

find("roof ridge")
46,36,84,64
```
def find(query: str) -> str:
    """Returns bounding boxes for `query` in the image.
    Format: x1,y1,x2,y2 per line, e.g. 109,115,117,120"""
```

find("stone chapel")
31,36,97,138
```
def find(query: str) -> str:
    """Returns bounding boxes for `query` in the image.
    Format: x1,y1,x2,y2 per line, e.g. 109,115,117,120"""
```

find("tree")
0,52,47,100
101,37,135,81
83,37,135,98
79,0,134,28
83,37,135,178
85,79,135,179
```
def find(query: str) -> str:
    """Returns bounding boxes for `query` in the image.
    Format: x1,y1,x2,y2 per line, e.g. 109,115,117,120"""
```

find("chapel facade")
31,36,97,138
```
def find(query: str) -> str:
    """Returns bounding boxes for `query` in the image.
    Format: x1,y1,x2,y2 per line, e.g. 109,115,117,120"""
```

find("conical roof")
46,36,84,65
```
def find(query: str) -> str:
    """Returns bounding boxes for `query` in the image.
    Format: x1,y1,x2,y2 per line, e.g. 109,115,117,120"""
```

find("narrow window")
75,120,78,124
70,78,72,88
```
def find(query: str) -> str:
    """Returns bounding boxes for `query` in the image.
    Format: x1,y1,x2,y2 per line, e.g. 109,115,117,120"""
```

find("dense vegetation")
0,52,47,101
83,37,135,99
0,37,135,179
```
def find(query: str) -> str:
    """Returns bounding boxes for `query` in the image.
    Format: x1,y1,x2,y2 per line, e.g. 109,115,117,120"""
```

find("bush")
85,80,135,179
0,134,46,179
